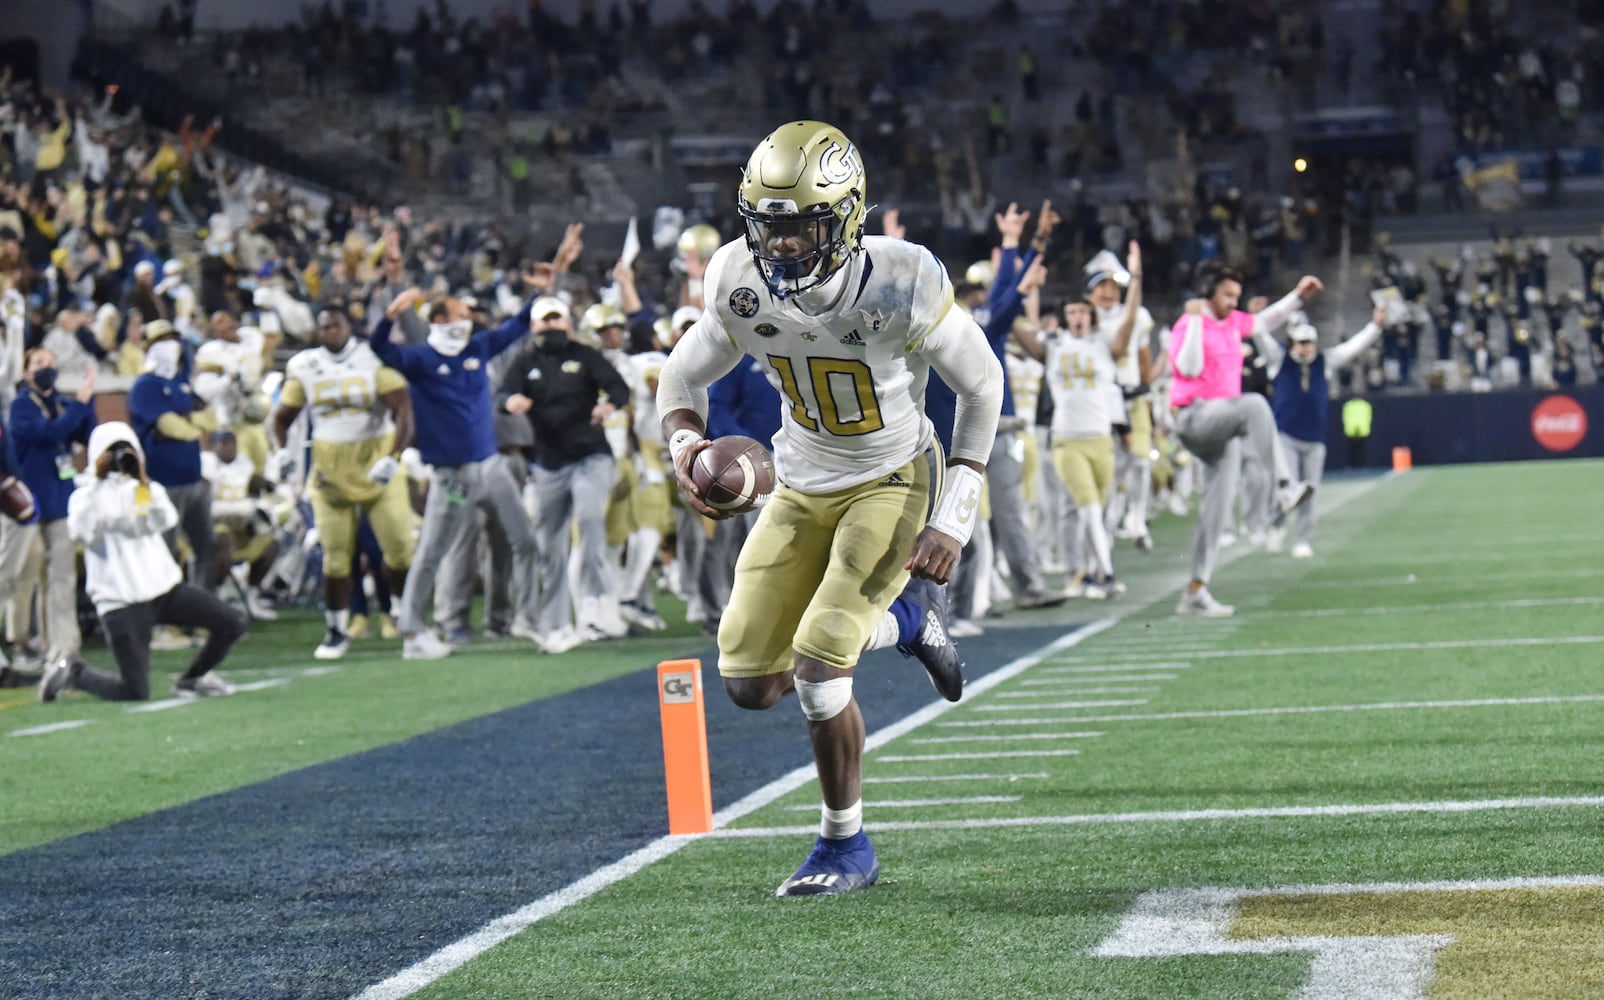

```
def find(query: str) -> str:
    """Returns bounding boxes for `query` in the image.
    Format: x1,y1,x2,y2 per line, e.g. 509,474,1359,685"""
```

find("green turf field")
8,459,1604,999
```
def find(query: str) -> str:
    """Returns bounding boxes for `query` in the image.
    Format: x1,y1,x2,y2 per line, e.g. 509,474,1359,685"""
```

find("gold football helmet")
677,224,722,263
965,259,997,290
581,303,626,335
737,120,866,298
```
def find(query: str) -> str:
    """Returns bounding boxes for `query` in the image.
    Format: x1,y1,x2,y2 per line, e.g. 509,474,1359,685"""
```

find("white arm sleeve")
1175,315,1204,379
1251,322,1286,377
1325,322,1384,371
920,306,1004,465
1252,289,1304,337
654,313,745,428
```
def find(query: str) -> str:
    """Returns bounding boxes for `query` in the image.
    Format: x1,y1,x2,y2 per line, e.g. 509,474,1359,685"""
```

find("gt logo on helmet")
818,142,861,185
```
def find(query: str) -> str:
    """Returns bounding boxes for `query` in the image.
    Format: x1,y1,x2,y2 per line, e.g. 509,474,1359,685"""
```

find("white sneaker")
509,620,542,643
403,630,453,660
245,591,279,621
313,628,350,660
1290,542,1314,559
538,626,584,655
174,672,236,697
620,602,667,632
1167,494,1190,517
1277,481,1314,515
1176,587,1235,617
1218,531,1238,548
1265,527,1285,554
579,597,628,639
947,619,985,638
1082,579,1108,600
1247,529,1266,548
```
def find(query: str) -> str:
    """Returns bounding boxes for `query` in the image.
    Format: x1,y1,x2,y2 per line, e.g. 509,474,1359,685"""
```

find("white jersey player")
1087,249,1159,549
656,121,1003,898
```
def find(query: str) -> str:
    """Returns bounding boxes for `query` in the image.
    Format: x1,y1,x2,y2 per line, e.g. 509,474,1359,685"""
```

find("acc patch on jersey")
754,323,779,338
730,287,760,318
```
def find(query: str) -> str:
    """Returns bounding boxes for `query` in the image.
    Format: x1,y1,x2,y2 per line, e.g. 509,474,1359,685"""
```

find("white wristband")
668,428,703,468
927,464,985,547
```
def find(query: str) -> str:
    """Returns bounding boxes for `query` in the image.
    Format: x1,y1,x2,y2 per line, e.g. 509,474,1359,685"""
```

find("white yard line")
706,795,1604,840
1051,635,1604,663
1043,662,1196,672
1221,595,1604,620
9,719,92,737
995,686,1159,696
976,700,1149,713
784,796,1023,811
934,693,1604,727
863,772,1051,784
908,732,1104,745
1021,674,1178,684
876,749,1084,762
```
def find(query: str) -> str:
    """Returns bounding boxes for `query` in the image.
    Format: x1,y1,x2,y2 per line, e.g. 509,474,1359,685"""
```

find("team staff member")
43,422,246,701
371,288,541,658
127,320,213,586
500,297,632,650
6,347,95,664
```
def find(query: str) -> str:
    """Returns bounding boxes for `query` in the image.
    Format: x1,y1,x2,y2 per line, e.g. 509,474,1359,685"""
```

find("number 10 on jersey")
768,355,885,436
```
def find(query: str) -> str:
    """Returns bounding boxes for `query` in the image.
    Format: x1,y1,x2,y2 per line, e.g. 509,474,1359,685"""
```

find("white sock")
1082,503,1114,579
821,800,863,839
325,608,350,633
863,610,899,652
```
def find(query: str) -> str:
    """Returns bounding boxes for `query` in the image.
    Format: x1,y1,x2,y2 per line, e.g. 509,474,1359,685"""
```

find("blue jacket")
1271,353,1329,444
127,372,203,487
706,357,781,450
925,244,1037,450
371,304,533,468
9,385,95,522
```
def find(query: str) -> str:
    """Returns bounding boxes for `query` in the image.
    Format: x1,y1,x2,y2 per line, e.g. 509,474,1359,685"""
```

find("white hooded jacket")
67,422,184,614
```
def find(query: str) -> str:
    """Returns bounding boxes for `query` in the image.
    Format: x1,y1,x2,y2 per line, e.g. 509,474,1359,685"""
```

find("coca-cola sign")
1531,395,1588,452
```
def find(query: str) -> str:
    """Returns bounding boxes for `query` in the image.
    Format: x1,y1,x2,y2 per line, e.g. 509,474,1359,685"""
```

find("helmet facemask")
739,197,857,298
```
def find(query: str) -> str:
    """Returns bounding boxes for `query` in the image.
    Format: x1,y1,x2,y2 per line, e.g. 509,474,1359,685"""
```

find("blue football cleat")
897,578,965,702
775,831,881,897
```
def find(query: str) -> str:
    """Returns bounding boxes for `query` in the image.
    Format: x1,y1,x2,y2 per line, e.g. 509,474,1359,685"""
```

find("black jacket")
498,336,630,470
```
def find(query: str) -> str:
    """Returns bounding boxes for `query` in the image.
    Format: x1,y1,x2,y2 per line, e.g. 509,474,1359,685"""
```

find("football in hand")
690,436,775,514
0,475,36,524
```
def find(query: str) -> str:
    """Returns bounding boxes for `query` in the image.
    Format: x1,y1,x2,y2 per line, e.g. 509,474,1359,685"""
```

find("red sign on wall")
1531,395,1588,452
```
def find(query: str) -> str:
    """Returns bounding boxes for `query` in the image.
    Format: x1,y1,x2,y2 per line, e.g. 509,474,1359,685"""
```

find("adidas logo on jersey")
839,330,866,347
880,472,910,488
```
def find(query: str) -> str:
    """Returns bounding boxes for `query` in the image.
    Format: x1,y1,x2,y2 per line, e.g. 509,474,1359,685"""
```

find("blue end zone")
0,623,1076,999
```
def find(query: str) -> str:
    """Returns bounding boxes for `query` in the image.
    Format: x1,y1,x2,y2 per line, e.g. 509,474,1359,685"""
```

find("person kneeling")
41,422,248,702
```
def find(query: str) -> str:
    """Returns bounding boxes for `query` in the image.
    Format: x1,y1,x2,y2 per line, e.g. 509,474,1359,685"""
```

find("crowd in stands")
2,0,1602,692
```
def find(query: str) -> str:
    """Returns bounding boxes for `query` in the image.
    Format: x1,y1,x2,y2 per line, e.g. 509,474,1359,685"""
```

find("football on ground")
0,475,35,523
691,436,775,513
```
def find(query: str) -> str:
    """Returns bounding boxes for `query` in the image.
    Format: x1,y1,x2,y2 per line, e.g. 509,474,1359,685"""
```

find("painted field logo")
1094,875,1604,997
1531,395,1587,452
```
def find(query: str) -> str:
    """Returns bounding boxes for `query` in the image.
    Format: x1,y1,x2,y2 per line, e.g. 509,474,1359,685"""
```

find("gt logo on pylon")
1092,875,1604,997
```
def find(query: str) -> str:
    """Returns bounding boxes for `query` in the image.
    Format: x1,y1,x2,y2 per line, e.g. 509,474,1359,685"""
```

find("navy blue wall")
1326,388,1603,468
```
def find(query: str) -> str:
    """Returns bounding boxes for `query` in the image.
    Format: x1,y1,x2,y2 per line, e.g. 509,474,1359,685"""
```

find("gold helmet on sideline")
581,303,627,336
965,259,997,290
677,224,722,264
737,120,867,298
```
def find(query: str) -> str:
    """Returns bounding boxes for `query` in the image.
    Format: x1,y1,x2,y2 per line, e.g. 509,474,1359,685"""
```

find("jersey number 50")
768,356,885,436
311,377,374,416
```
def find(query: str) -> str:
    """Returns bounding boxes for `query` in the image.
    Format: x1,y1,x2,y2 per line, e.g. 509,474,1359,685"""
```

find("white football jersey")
628,350,669,447
1096,302,1155,388
691,236,955,493
1044,332,1116,440
1006,351,1044,424
280,342,405,444
201,450,257,518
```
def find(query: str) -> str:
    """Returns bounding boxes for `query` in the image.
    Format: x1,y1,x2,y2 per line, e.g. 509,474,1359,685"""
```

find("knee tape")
795,676,854,722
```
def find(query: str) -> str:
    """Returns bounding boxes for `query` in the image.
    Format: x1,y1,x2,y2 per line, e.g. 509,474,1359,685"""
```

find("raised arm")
1326,305,1388,371
1106,241,1144,363
1253,275,1324,336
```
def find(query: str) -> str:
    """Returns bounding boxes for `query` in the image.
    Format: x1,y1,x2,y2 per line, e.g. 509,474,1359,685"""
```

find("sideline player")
658,121,1004,897
272,309,416,659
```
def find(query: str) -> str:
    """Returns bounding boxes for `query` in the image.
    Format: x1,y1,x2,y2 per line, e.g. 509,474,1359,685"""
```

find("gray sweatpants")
164,479,214,585
952,426,1044,615
1175,394,1289,584
530,452,615,633
1278,434,1326,547
0,518,79,656
399,455,537,635
435,455,526,633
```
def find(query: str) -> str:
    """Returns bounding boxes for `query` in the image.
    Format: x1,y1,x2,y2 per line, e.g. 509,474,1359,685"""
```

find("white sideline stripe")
126,697,192,713
1022,674,1178,684
351,618,1121,1000
1054,635,1604,663
863,772,1051,784
909,732,1104,745
976,700,1148,713
704,795,1604,839
1042,662,1194,673
995,686,1159,696
942,693,1604,726
353,476,1399,999
784,796,1022,811
302,666,343,676
876,749,1083,762
1291,567,1604,590
234,678,293,693
9,719,93,737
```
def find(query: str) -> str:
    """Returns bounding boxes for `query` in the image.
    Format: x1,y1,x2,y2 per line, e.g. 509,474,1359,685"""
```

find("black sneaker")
0,665,42,688
37,656,78,703
897,578,964,702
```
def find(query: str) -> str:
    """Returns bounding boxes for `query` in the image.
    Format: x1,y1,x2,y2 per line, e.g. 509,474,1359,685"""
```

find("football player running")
657,121,1004,897
272,309,416,660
